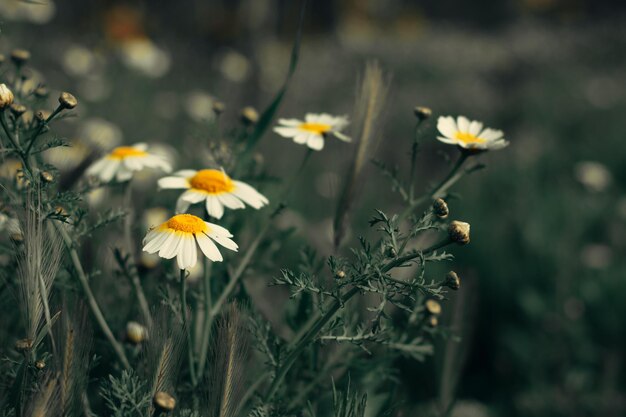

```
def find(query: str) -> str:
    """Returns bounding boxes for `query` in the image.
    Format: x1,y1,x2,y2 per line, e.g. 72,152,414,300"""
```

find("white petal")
143,230,170,253
274,126,300,138
177,235,197,270
332,131,351,142
208,232,238,252
307,134,324,151
469,120,483,135
217,193,246,210
158,231,182,259
437,116,457,139
181,190,207,203
158,176,190,189
132,143,148,151
293,134,308,144
196,233,223,262
86,157,108,176
277,118,303,127
232,181,269,208
437,136,459,145
205,221,233,237
479,128,504,141
205,196,224,219
173,169,197,177
123,156,144,171
99,160,120,182
305,113,321,123
456,116,470,133
116,165,134,182
176,196,192,214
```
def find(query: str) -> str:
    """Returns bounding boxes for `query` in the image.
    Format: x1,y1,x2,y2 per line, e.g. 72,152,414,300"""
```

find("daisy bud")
432,198,449,219
35,360,46,370
10,103,26,118
425,299,442,315
385,246,397,258
40,171,54,183
448,220,470,245
335,270,346,280
153,391,176,412
15,338,33,352
212,100,225,115
59,92,78,110
427,316,438,328
0,84,15,109
126,321,148,344
0,54,5,65
444,271,460,290
10,49,31,66
34,87,49,98
240,106,259,125
413,106,432,121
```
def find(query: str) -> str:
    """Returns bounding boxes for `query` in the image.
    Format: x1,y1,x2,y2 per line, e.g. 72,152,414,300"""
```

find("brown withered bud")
445,271,461,290
448,220,470,245
335,270,346,280
10,103,26,118
240,106,259,125
153,391,176,412
15,338,33,352
413,106,432,121
59,92,78,110
40,171,54,183
425,299,442,315
35,360,46,370
11,49,31,66
212,101,225,115
0,84,14,109
126,321,148,344
432,198,449,219
10,233,24,243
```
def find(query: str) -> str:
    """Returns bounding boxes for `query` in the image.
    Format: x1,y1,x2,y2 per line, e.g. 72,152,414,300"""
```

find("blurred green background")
1,0,625,415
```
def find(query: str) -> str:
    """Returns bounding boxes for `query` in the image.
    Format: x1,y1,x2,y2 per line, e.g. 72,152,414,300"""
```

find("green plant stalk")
24,104,63,156
0,111,30,171
180,269,197,385
36,268,57,357
122,181,153,328
196,257,213,379
53,221,130,368
408,118,426,199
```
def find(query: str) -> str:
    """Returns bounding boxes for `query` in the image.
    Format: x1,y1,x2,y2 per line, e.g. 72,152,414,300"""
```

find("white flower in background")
218,49,250,83
119,39,171,78
0,0,55,24
86,143,172,183
142,213,238,270
574,161,612,192
79,118,123,151
62,45,98,77
273,113,351,151
437,116,508,151
158,169,268,219
184,91,216,122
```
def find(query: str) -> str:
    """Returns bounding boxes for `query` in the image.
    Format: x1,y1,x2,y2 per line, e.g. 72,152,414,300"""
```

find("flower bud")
432,198,449,219
335,270,346,280
15,338,33,352
126,321,148,344
240,106,259,125
427,316,438,328
212,101,225,115
34,87,49,98
40,171,54,183
413,106,432,121
385,246,397,258
0,84,15,109
444,271,460,290
35,360,46,370
153,391,176,412
0,54,5,65
425,299,442,315
59,92,78,110
448,220,470,245
10,103,26,118
11,49,31,66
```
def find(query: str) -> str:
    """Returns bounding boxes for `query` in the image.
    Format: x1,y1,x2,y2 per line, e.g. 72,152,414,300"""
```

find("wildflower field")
0,1,625,417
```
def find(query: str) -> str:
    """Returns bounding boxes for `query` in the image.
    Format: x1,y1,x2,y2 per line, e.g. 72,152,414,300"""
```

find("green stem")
196,257,213,380
381,238,452,272
122,181,153,328
0,111,30,171
53,221,130,369
409,119,426,199
24,105,63,156
180,269,197,385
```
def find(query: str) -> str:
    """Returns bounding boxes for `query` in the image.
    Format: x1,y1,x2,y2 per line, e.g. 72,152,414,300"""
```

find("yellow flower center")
164,214,207,234
454,131,486,145
108,146,148,159
189,169,234,194
299,122,332,135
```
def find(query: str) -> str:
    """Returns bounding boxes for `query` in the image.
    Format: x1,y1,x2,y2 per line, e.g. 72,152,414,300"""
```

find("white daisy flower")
158,169,269,219
273,113,351,151
86,143,172,183
142,213,238,270
437,116,508,151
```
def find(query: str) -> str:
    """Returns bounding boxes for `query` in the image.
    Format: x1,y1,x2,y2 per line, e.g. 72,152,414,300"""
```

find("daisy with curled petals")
142,213,238,270
273,113,351,151
86,143,172,183
437,116,508,151
158,169,268,219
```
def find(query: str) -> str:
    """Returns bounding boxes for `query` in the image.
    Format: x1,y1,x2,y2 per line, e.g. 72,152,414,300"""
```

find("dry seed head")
433,198,449,218
445,271,461,290
425,299,442,315
413,106,432,121
448,220,470,245
10,103,26,117
35,360,46,370
0,84,15,109
11,49,31,65
240,106,259,125
126,321,148,344
212,100,225,115
59,92,78,109
15,338,33,352
153,391,176,411
40,171,54,183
